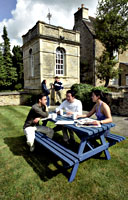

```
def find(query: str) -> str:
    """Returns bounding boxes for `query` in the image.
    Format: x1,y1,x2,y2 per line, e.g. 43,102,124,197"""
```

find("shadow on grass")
4,135,71,182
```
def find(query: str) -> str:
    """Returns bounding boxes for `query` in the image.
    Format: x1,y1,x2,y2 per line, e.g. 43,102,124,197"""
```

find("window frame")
55,47,65,76
126,74,128,86
29,49,34,77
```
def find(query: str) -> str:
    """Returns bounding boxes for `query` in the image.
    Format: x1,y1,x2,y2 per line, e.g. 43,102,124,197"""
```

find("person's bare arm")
101,103,112,124
66,111,73,115
33,117,41,124
91,103,112,125
77,105,96,118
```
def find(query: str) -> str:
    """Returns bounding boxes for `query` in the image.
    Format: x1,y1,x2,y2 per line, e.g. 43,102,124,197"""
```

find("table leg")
100,134,111,160
68,162,79,182
78,138,87,155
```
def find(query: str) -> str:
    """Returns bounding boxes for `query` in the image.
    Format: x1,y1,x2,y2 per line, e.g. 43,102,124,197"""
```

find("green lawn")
0,105,128,200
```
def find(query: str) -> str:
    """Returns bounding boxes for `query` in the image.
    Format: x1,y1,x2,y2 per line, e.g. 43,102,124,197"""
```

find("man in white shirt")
54,90,82,144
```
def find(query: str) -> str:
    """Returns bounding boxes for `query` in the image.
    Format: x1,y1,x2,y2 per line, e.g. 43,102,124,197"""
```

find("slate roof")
82,16,96,36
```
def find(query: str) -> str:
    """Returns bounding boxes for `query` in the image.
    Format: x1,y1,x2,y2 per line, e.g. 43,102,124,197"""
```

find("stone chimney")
74,4,89,25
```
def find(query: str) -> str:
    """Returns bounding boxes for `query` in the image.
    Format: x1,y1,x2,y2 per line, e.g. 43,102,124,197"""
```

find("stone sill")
0,91,29,96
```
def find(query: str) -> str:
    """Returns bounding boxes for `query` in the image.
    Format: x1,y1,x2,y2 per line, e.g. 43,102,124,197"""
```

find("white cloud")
0,0,98,49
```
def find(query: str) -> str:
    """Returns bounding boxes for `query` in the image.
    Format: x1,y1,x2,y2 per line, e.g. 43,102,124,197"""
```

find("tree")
0,43,7,89
2,26,17,89
95,0,128,55
12,45,24,89
94,0,128,86
96,51,120,87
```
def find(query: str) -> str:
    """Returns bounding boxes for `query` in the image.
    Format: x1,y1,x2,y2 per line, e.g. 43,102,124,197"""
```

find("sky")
0,0,98,49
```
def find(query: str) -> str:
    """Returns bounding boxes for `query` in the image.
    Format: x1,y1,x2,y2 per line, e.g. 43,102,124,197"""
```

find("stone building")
22,21,80,96
119,63,128,86
73,4,104,85
73,4,128,86
118,50,128,86
22,3,128,95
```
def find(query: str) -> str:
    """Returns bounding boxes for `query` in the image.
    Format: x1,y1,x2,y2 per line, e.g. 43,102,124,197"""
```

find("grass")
0,105,128,200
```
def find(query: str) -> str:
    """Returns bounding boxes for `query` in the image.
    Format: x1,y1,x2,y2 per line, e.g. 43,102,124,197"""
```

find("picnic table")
35,113,125,182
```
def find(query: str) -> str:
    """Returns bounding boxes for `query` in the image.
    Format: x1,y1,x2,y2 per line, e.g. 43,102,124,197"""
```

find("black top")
23,103,48,129
42,82,50,96
54,81,63,91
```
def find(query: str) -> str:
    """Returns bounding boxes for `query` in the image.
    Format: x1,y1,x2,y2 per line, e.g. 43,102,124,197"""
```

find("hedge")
71,83,109,111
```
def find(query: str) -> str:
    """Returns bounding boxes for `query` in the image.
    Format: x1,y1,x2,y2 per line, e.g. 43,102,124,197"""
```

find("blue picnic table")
35,113,125,182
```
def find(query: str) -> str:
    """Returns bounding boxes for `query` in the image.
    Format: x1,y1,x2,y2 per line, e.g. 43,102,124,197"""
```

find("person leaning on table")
53,76,64,105
23,93,54,152
77,89,112,131
54,90,82,145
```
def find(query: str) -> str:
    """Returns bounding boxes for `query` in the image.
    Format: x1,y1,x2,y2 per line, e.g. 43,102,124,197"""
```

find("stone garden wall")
106,92,128,116
0,90,128,117
0,92,30,106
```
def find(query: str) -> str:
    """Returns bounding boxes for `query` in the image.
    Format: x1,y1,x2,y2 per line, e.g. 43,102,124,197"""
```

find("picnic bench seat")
35,131,80,182
105,132,126,147
34,119,125,182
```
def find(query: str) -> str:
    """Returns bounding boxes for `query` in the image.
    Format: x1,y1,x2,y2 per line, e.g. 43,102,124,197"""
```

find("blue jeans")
46,95,50,106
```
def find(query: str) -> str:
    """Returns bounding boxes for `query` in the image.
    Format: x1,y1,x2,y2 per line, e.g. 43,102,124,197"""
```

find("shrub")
14,83,23,90
23,94,37,106
71,83,109,111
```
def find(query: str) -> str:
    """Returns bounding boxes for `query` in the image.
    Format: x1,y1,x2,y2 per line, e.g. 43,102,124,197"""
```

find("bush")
14,83,23,90
71,83,109,111
23,94,37,106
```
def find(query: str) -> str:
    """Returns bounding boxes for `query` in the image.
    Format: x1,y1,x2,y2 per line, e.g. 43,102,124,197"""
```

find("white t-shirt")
58,99,82,115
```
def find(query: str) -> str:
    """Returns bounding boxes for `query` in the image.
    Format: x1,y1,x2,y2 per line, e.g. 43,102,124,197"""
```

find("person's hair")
42,80,46,84
37,93,46,102
92,89,105,101
66,90,75,97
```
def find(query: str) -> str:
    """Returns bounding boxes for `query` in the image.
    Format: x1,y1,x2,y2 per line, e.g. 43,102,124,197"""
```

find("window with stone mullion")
56,48,64,75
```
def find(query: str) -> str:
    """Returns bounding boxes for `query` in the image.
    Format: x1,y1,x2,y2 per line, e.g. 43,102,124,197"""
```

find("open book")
74,118,101,128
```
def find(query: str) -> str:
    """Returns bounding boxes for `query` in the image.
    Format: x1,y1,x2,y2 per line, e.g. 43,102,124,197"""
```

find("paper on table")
75,123,101,128
75,118,101,127
55,120,74,125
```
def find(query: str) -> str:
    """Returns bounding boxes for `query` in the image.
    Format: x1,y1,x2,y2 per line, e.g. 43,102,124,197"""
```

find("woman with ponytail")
77,90,112,126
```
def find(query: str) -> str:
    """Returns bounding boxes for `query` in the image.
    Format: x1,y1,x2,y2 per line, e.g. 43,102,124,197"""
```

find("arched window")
56,47,65,75
29,49,34,77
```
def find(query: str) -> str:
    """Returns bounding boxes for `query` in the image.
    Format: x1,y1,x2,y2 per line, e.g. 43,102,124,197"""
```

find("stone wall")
0,90,67,106
119,63,128,86
0,92,31,106
0,91,128,117
119,49,128,63
74,18,95,84
106,92,128,116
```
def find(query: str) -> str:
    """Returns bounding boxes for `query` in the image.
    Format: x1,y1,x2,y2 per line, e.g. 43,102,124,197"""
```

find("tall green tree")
96,51,119,87
12,45,24,89
0,43,7,89
95,0,128,55
2,26,17,89
94,0,128,86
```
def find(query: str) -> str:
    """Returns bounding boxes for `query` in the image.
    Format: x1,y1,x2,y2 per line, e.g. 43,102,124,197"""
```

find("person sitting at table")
23,93,54,152
54,90,82,145
77,89,112,128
